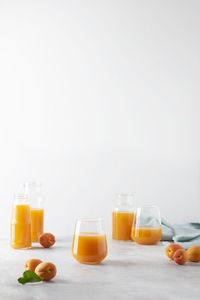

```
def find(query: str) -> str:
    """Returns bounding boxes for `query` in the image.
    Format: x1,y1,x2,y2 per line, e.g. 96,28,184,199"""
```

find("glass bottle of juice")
24,182,44,242
112,193,135,241
10,193,32,249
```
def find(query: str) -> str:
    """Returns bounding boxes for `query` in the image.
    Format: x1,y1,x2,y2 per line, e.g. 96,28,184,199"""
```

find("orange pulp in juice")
132,226,162,245
10,204,32,249
72,233,107,264
31,208,44,242
112,211,134,240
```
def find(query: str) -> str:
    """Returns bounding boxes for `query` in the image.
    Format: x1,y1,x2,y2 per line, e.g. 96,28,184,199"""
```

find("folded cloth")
161,219,200,249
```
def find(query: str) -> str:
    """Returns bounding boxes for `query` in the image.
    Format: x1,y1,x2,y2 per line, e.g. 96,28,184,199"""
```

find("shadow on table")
45,279,68,284
30,245,67,250
98,259,136,267
30,246,43,250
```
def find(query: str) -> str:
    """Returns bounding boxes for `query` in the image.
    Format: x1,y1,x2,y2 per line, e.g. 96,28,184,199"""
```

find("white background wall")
0,0,199,238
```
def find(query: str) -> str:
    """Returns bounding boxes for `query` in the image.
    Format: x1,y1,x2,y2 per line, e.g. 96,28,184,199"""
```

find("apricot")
24,258,43,271
173,249,187,265
187,245,200,262
39,233,55,248
165,243,184,260
35,262,57,281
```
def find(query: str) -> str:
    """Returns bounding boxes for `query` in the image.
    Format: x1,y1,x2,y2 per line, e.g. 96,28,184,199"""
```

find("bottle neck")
24,182,43,208
14,193,29,205
114,193,135,212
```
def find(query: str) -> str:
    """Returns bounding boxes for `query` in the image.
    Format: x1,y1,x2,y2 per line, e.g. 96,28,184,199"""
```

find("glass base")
10,243,32,249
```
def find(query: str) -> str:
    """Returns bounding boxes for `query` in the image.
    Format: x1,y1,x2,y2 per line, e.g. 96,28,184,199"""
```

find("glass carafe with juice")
24,182,44,242
112,193,135,240
10,193,32,249
131,206,162,245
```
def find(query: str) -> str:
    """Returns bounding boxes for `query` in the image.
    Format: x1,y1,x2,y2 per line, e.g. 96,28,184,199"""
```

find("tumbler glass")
72,218,107,264
132,206,162,245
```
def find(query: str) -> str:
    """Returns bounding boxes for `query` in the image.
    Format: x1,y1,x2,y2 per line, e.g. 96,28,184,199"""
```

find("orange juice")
10,204,32,249
72,233,107,264
31,208,44,242
112,211,134,240
132,226,162,245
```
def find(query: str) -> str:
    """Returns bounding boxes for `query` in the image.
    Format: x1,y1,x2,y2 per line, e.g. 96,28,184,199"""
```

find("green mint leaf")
18,270,42,284
23,270,41,281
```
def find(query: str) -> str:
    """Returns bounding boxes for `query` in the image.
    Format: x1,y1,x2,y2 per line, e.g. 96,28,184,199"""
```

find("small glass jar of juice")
24,182,44,242
10,193,32,249
112,193,135,241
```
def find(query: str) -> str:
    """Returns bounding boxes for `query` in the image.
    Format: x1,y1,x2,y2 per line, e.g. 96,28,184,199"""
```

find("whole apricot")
35,262,57,281
24,258,43,271
165,243,184,260
39,233,55,248
173,249,187,265
187,245,200,262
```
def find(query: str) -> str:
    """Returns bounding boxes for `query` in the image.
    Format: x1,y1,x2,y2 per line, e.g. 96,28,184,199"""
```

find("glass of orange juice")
72,218,107,264
132,206,162,245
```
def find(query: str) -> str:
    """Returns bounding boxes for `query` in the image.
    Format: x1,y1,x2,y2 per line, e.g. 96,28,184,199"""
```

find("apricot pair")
165,244,186,265
25,259,57,281
165,244,184,260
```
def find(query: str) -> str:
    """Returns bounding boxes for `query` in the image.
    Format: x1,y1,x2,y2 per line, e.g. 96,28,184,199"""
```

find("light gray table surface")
1,237,200,300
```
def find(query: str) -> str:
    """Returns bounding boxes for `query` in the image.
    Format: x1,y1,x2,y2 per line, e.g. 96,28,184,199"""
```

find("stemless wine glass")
132,206,162,245
72,218,107,264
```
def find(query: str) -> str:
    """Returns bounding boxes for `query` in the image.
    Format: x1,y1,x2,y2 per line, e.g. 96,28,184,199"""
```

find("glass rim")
116,193,134,197
14,193,28,198
75,217,104,223
24,181,43,187
137,205,160,209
